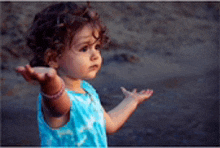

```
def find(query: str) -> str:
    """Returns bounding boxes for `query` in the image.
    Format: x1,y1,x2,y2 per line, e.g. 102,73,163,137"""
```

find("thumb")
44,68,57,81
120,87,130,96
45,69,55,81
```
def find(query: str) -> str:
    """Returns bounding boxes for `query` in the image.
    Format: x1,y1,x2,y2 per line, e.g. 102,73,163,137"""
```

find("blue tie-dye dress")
37,80,108,147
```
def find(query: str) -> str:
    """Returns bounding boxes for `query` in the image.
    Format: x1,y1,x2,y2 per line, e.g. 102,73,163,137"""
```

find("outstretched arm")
104,87,153,134
16,65,71,117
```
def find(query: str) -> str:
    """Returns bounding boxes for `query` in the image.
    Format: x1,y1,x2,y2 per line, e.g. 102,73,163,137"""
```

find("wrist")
125,96,139,107
41,77,65,100
41,75,64,96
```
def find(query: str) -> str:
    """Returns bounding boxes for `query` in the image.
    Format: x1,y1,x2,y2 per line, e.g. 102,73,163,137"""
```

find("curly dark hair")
27,2,109,67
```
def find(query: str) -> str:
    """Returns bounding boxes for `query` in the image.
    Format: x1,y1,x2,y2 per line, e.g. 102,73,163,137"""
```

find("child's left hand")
120,87,153,105
105,87,153,134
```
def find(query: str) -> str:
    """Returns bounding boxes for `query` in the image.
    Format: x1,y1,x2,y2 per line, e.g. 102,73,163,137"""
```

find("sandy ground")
1,2,219,146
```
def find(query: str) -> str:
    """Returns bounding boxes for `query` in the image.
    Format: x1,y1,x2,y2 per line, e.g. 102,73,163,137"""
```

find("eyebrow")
73,36,100,48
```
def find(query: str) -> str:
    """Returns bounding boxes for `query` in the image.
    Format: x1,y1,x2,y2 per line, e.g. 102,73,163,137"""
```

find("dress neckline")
65,81,87,94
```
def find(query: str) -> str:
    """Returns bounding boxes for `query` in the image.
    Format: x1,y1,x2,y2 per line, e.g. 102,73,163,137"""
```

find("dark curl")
27,2,109,67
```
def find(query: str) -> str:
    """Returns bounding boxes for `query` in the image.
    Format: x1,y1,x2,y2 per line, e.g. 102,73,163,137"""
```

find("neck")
61,76,85,93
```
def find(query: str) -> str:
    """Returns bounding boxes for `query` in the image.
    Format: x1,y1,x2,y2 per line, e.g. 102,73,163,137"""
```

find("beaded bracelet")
41,78,65,100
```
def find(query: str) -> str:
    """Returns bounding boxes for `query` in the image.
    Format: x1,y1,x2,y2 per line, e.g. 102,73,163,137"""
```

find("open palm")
121,87,153,104
16,65,57,84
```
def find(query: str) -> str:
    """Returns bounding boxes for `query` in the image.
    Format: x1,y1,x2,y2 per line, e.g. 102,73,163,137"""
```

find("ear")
44,49,59,69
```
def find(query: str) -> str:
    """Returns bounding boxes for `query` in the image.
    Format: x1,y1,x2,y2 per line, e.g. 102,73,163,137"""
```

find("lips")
89,64,99,70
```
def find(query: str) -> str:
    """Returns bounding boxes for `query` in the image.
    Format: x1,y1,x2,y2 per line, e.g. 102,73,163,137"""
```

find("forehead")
71,24,100,45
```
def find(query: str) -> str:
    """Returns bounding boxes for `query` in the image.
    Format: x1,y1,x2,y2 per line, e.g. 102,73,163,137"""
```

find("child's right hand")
16,65,70,122
16,65,57,84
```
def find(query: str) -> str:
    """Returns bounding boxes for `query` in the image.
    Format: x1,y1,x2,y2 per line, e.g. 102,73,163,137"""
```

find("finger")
120,87,127,93
15,66,25,73
44,68,56,82
45,72,54,82
25,65,34,79
25,65,34,75
144,89,154,97
120,87,130,96
149,90,154,95
34,72,45,82
145,89,150,94
132,88,137,93
146,89,153,94
140,90,146,94
142,89,152,94
20,72,33,82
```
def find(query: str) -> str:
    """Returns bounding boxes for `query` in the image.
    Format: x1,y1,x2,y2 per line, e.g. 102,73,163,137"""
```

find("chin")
84,74,97,80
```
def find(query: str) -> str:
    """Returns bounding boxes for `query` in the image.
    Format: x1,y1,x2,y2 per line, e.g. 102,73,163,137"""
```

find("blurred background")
1,1,219,146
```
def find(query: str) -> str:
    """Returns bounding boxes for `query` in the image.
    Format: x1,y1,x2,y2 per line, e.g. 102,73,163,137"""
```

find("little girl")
16,2,153,147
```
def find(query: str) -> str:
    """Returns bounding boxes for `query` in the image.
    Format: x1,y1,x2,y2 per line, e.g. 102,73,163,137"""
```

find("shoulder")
82,80,96,93
82,81,100,99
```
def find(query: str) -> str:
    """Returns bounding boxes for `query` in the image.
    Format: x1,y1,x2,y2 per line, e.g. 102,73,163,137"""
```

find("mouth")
89,64,99,70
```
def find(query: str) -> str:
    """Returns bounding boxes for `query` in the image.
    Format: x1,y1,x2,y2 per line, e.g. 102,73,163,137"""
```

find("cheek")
57,56,76,73
101,57,103,64
97,53,102,63
72,57,88,72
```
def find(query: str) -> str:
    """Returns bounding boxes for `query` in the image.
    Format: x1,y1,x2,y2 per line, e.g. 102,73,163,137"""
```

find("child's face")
57,24,102,80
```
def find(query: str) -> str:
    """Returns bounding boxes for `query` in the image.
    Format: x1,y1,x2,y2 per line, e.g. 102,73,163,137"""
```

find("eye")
79,46,88,52
95,44,101,51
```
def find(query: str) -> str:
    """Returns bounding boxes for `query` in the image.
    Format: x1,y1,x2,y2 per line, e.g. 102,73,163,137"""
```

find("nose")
90,48,100,61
